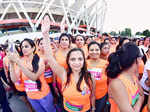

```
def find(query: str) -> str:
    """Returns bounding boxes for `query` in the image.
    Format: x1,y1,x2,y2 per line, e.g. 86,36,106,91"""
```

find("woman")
0,47,12,112
3,43,34,112
107,42,144,112
109,37,117,53
87,41,108,112
55,33,71,69
37,38,54,85
86,37,92,45
8,38,56,112
142,45,150,64
135,38,140,46
75,35,85,47
75,35,88,58
100,42,110,60
37,38,59,101
0,71,12,112
138,39,144,46
140,52,150,111
116,37,130,50
37,38,61,111
54,33,71,96
42,15,95,112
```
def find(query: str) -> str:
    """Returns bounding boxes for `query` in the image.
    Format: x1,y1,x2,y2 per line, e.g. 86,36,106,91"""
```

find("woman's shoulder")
109,77,127,96
109,78,122,86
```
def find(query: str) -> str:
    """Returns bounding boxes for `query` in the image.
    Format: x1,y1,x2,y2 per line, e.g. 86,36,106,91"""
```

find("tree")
109,31,117,36
135,32,142,35
142,29,150,37
119,28,132,37
120,31,126,36
124,28,132,37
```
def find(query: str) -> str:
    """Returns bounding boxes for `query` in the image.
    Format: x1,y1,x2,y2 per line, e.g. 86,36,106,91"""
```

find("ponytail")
32,53,39,73
32,53,41,90
106,52,122,78
106,42,140,79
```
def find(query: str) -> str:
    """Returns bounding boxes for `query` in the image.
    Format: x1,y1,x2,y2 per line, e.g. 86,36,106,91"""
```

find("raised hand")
41,15,51,34
7,52,20,64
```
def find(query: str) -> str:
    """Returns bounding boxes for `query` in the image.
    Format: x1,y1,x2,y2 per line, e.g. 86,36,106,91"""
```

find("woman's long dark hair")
20,38,41,90
142,45,150,64
64,48,93,92
37,38,43,46
106,42,141,78
116,37,130,50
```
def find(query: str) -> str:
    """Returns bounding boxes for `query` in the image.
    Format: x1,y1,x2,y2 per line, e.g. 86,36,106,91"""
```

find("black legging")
0,69,9,84
0,69,12,112
0,94,12,112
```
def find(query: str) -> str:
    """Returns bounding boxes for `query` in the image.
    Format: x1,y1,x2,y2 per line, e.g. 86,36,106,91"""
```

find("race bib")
24,80,38,92
88,68,102,80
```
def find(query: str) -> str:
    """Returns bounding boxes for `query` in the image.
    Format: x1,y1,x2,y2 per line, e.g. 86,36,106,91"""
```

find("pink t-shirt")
0,51,5,68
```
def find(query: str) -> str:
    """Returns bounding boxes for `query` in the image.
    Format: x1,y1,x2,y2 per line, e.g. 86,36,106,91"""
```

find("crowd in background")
0,16,150,112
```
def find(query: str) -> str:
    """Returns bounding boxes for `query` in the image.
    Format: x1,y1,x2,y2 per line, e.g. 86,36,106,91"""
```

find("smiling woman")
87,41,108,112
8,38,56,112
42,15,96,112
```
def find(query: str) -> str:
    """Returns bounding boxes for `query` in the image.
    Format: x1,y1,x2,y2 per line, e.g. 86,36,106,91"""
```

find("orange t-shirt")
3,56,25,92
142,106,148,112
14,65,25,92
20,59,50,99
110,75,140,112
15,75,25,92
87,59,108,99
62,75,91,112
22,73,50,99
38,53,53,84
109,98,120,112
55,49,68,69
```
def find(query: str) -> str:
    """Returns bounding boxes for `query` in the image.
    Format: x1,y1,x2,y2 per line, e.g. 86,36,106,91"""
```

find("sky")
103,0,150,34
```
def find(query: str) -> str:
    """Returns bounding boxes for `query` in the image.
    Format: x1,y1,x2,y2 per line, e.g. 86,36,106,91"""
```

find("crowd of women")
1,15,150,112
